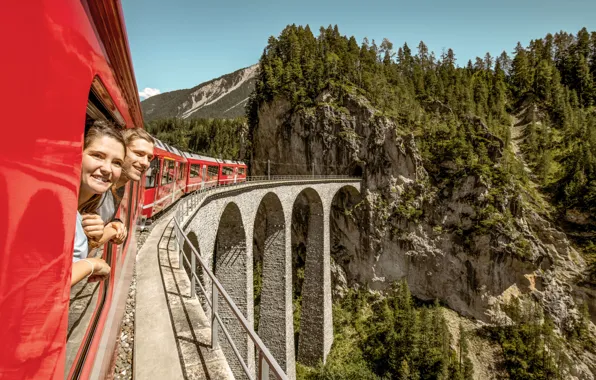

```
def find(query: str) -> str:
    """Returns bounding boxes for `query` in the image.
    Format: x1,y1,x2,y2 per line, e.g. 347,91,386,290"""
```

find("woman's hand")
71,257,111,286
107,221,127,245
86,257,111,282
82,213,104,241
88,225,119,249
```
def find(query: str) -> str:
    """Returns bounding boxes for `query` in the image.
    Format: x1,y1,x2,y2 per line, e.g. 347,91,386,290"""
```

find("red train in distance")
140,137,247,225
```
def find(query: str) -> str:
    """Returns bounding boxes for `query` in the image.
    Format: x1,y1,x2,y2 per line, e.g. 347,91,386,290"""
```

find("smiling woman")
71,122,126,282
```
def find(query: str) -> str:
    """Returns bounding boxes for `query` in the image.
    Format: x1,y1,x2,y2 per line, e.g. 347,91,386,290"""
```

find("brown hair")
121,127,155,146
79,120,127,214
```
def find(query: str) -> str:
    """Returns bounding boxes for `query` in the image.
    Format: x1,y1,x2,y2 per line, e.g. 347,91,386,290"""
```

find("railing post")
259,351,270,380
173,213,180,268
190,251,196,298
177,221,184,269
267,159,270,180
211,282,219,350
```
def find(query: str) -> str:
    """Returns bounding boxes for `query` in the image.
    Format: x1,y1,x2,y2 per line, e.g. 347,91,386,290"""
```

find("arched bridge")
135,176,361,380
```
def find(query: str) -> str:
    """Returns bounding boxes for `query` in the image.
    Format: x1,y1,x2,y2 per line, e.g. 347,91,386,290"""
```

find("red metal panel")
0,1,144,378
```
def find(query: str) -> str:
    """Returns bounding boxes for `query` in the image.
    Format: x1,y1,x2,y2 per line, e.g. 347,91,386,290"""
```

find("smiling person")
72,122,127,286
82,127,155,246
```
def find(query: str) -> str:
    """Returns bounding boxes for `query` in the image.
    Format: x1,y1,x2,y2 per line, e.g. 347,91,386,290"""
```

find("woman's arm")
88,225,119,249
71,257,111,286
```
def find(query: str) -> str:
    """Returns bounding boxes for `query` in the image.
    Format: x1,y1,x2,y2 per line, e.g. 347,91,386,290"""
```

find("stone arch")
252,192,290,371
214,202,249,378
329,185,362,297
291,187,332,366
183,231,206,307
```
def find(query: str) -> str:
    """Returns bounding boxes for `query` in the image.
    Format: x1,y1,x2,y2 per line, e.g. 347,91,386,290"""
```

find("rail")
171,175,360,379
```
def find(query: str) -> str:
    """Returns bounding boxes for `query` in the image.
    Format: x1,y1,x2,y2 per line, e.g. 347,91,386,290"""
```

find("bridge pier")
255,193,295,379
215,203,254,379
297,195,333,366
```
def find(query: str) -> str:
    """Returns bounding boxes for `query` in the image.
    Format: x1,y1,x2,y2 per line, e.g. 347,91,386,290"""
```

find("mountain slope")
141,64,257,121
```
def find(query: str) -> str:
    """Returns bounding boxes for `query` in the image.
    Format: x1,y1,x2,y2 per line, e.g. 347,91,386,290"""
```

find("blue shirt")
73,211,88,262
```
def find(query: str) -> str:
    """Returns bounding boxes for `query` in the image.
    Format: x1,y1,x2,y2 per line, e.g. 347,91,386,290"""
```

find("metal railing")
170,175,360,379
173,211,286,380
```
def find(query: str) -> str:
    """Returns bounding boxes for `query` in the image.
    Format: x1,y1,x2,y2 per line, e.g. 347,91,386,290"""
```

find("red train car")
182,152,221,192
140,152,248,226
218,159,248,185
0,1,145,379
141,138,186,221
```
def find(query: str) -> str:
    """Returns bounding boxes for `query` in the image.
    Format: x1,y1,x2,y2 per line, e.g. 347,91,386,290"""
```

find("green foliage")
298,283,473,380
145,117,248,160
509,30,596,218
483,300,568,380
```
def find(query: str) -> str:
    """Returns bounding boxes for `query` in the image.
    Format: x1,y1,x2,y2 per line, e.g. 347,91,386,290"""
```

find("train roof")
153,138,185,158
151,137,246,166
181,151,246,166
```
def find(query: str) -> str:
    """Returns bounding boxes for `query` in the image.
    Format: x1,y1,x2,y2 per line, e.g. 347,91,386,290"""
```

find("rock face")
141,65,258,121
250,91,593,335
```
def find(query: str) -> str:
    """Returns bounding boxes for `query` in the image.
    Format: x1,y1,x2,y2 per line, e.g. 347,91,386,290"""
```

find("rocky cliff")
250,90,596,377
141,64,257,121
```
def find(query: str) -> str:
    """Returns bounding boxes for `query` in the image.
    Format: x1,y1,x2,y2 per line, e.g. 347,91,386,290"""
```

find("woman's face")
80,136,125,195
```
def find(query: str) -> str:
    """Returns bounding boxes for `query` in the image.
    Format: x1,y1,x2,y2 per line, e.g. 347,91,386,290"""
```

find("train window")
161,160,170,185
208,165,218,177
145,157,159,189
178,163,185,180
238,167,245,175
190,164,200,177
167,160,175,183
161,160,175,185
222,166,234,176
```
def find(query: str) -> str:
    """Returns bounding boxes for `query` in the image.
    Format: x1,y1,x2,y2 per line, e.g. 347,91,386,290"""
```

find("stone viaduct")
176,178,361,379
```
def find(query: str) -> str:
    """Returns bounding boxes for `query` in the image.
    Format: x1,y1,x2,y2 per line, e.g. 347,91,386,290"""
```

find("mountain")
141,64,257,121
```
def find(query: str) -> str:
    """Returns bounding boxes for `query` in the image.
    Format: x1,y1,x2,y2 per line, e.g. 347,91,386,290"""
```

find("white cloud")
139,87,161,100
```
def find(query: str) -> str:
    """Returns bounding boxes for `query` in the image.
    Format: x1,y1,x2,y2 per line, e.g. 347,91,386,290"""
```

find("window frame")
145,157,159,189
190,164,200,178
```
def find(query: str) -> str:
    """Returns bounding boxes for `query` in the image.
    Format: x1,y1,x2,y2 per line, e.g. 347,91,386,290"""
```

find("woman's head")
78,121,126,211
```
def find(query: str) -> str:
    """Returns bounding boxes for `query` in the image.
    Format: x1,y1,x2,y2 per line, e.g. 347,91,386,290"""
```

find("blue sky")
121,0,596,99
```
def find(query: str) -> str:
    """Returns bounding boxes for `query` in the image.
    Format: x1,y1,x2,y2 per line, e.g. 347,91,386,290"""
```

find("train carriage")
182,152,221,193
218,159,248,185
141,138,186,221
1,1,145,379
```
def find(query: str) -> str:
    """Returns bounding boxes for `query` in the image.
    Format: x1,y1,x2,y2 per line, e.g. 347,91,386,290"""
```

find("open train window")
190,164,200,178
222,166,234,176
145,157,159,189
161,160,170,185
66,77,127,379
168,160,176,183
238,167,245,175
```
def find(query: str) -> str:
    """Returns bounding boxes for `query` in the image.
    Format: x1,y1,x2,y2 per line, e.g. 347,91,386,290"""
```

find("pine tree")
399,359,411,380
